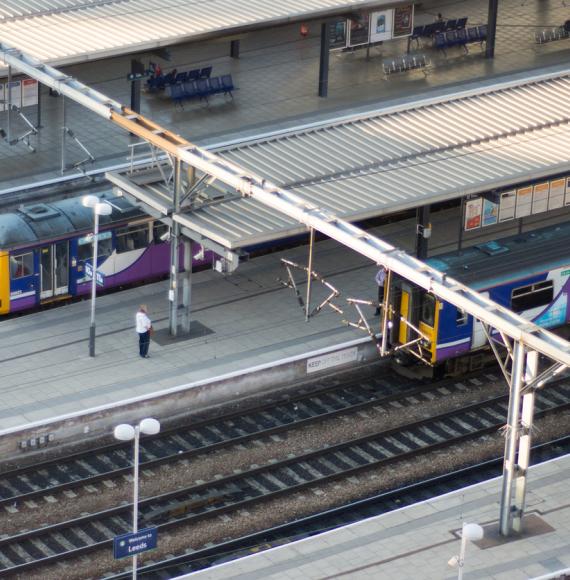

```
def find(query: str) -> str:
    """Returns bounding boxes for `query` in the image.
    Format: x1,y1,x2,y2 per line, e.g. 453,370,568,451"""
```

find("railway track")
1,378,569,576
0,368,479,507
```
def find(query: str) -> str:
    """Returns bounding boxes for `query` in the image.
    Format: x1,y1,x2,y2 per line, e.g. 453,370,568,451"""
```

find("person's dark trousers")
375,285,384,315
139,331,150,357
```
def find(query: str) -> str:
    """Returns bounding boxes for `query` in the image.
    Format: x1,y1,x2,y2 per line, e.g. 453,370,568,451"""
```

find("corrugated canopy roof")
0,0,391,68
170,69,570,249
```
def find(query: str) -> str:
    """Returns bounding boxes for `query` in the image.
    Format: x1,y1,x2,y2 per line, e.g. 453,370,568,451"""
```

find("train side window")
511,280,553,313
10,252,34,278
77,235,113,262
420,293,436,327
153,222,169,243
116,225,148,254
456,308,468,326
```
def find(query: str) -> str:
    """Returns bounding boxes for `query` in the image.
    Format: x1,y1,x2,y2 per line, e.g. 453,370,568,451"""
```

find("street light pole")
114,418,161,579
82,195,112,357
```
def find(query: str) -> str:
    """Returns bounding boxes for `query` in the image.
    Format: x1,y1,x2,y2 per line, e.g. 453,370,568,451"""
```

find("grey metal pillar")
182,239,192,334
305,228,315,321
512,350,538,533
168,158,181,336
7,66,12,144
318,22,330,98
61,95,67,174
36,82,42,129
485,0,499,59
457,197,465,252
415,205,430,260
499,340,525,536
230,39,240,59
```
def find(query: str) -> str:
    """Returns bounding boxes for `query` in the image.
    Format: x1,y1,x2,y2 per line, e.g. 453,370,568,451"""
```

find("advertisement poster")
565,177,570,206
548,178,565,210
515,186,533,218
499,190,516,222
482,197,498,227
392,4,414,38
21,78,38,107
369,9,394,42
347,13,370,47
6,80,21,109
464,197,483,231
329,18,347,50
531,182,549,214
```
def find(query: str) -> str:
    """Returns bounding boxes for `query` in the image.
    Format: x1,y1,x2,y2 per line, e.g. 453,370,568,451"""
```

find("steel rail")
1,42,570,366
2,393,568,576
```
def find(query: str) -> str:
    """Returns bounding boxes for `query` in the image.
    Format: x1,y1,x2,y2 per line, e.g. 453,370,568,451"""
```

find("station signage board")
84,262,105,287
113,527,157,560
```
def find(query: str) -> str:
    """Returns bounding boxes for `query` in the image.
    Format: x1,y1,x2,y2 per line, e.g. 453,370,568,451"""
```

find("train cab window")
456,308,468,326
152,222,169,243
116,225,148,254
77,234,113,262
420,293,436,327
511,280,553,313
10,253,34,278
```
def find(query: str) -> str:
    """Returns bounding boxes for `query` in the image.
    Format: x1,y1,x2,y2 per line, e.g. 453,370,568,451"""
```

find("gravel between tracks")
11,384,570,579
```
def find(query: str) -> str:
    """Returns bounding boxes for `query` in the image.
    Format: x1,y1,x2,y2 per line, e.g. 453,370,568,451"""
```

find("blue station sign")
84,262,105,287
113,527,158,560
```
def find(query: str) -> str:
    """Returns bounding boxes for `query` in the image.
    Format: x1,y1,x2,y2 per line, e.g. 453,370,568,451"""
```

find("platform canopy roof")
166,67,570,249
0,0,394,70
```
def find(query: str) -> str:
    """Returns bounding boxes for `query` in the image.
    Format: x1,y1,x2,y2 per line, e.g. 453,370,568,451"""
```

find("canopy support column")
499,340,525,536
169,158,181,336
230,40,240,59
415,205,430,260
318,22,330,97
486,0,499,58
305,227,315,321
181,165,195,334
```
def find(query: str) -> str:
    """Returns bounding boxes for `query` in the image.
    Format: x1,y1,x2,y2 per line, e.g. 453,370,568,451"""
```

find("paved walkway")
189,454,570,580
0,0,569,191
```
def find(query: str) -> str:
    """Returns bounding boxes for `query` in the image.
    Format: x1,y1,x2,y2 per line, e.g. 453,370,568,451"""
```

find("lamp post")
448,522,484,580
82,195,112,357
114,418,161,579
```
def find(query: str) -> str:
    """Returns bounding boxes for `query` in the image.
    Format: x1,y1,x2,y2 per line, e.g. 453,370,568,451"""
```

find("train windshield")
420,293,436,327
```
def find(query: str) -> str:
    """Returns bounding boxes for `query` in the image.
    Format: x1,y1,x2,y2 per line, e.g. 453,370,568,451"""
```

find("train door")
40,241,69,300
471,291,490,349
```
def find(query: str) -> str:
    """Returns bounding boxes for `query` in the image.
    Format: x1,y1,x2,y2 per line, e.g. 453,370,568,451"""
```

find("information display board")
482,196,498,227
464,197,483,230
329,18,347,50
531,182,549,214
393,4,414,37
347,13,370,47
0,77,38,109
370,9,394,42
499,190,516,222
22,79,38,107
548,178,565,210
515,186,533,218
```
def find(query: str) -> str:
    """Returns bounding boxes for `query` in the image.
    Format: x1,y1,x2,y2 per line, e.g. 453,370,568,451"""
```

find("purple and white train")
0,193,212,315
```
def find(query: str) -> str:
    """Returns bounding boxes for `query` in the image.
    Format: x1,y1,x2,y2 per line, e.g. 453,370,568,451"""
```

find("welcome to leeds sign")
113,527,158,560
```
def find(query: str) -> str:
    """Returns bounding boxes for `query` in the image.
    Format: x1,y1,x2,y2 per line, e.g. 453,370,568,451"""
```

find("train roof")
0,193,145,249
427,222,570,289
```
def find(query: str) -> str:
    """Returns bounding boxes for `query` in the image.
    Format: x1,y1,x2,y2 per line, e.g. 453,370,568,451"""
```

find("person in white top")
136,304,152,358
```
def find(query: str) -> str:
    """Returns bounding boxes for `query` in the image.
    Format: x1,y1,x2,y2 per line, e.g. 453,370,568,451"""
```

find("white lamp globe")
82,194,99,208
114,423,135,441
140,418,160,436
95,202,112,216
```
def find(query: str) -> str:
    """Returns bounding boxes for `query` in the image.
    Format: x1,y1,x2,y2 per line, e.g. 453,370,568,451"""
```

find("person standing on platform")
374,267,386,316
136,304,152,358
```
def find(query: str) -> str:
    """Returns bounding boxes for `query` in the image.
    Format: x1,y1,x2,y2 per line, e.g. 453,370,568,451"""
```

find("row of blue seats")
147,66,213,91
168,75,235,107
434,25,487,53
413,17,468,40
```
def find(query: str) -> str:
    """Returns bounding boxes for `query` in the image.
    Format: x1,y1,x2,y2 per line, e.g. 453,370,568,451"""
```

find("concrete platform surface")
187,454,570,580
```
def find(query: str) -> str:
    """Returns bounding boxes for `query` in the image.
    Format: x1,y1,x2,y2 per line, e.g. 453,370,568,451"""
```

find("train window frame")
456,308,468,326
420,293,436,327
511,280,554,313
77,233,113,263
152,221,169,243
116,224,149,254
10,252,34,279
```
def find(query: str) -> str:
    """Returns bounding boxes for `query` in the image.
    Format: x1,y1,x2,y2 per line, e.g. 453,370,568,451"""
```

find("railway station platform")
0,0,569,193
0,202,567,432
189,453,570,580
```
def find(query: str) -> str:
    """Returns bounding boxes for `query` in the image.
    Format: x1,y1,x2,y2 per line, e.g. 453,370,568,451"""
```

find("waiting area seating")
535,22,570,44
382,54,430,77
433,25,487,55
408,16,469,50
147,66,213,92
167,74,235,108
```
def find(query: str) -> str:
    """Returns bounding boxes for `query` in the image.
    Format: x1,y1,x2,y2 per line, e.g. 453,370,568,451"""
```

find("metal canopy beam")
4,43,570,368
